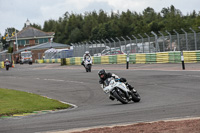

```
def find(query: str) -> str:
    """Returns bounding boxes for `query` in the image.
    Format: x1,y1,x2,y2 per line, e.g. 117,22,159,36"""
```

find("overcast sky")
0,0,199,35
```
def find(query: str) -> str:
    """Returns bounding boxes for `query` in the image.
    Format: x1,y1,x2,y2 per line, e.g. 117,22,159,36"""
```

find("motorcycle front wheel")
85,68,88,72
6,66,9,71
112,89,128,104
88,65,91,72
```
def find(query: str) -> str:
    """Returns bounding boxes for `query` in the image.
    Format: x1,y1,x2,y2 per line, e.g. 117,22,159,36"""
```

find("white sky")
0,0,199,35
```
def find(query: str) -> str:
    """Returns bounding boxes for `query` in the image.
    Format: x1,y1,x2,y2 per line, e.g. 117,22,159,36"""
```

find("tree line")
1,5,200,45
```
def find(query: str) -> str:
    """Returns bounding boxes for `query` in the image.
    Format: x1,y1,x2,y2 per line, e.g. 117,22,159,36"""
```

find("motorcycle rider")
98,69,137,100
4,59,10,65
81,51,91,67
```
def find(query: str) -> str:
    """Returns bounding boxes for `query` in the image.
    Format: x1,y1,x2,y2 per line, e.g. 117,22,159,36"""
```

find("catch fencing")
0,53,12,62
0,53,12,68
72,32,200,57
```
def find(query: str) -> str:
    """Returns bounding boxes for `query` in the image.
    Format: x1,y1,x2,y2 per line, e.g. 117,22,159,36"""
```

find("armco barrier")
35,51,200,65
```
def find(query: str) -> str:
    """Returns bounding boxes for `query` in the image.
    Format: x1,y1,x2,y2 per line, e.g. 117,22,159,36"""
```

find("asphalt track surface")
0,63,200,133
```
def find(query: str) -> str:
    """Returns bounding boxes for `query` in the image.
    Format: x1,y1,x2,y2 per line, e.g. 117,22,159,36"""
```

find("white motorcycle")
103,77,141,104
5,62,10,71
84,57,92,72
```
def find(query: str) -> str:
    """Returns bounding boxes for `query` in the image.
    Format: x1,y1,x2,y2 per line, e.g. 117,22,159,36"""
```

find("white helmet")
5,59,8,61
85,51,89,54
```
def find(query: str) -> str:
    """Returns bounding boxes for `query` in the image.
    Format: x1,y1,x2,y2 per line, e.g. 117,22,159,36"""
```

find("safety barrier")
117,54,126,64
0,61,4,68
183,51,197,63
35,51,200,65
136,54,146,64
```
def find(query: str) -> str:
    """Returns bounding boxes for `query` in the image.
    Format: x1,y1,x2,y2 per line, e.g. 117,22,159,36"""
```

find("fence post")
97,40,102,54
181,28,188,51
72,43,75,57
158,31,165,52
189,27,197,50
75,43,79,57
126,36,132,53
132,35,138,53
165,30,172,51
93,40,98,55
83,42,86,54
78,42,81,55
138,34,144,53
144,33,151,53
106,39,112,54
151,31,159,52
121,36,127,54
116,37,122,53
101,39,107,55
110,38,116,50
173,29,180,51
88,41,93,56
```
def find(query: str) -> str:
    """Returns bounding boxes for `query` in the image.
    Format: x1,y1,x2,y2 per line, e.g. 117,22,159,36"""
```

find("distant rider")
81,51,91,67
4,59,10,65
98,69,137,100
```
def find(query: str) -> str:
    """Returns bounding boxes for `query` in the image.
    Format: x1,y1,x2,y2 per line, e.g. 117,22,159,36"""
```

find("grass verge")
0,88,71,117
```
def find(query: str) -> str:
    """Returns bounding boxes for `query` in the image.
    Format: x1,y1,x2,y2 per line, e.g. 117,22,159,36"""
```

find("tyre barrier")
35,51,200,65
0,61,4,68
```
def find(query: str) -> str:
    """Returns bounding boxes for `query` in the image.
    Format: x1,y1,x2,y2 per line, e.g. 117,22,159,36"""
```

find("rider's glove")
115,78,120,82
119,78,127,82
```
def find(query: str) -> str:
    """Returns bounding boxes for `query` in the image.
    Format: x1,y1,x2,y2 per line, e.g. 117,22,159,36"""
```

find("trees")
3,5,198,47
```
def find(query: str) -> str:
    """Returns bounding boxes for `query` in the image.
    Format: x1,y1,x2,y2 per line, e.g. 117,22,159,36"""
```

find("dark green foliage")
8,46,13,53
30,5,200,44
31,23,42,30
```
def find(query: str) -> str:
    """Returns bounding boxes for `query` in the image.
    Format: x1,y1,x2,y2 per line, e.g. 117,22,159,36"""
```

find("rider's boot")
81,61,85,67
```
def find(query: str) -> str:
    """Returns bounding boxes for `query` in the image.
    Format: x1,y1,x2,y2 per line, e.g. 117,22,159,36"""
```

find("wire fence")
73,32,200,57
0,53,12,62
37,50,74,59
1,31,200,61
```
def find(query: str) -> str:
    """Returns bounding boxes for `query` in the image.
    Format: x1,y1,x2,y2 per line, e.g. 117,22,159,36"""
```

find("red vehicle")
101,48,124,56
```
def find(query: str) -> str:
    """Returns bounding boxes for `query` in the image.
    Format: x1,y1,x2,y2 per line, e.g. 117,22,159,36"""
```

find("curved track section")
0,64,200,133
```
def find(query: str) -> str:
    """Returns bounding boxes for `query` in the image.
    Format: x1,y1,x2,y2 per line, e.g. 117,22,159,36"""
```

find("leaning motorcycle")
103,77,141,104
5,62,10,71
84,57,92,72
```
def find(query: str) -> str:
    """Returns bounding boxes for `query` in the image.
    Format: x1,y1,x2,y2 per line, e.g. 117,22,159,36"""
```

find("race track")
0,63,200,133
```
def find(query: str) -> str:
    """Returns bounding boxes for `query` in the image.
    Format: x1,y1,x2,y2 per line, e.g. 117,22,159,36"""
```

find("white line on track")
42,78,84,84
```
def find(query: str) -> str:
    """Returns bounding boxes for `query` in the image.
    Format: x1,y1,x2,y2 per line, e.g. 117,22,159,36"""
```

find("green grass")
0,88,71,117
